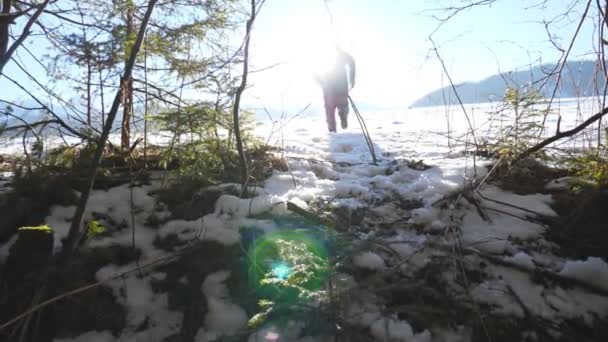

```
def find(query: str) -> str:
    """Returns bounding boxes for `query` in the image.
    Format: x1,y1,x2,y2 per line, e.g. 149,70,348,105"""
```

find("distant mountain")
410,60,605,108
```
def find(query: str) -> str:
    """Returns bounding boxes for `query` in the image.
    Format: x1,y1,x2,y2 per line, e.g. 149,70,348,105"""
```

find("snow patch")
0,235,17,262
370,318,431,342
202,270,248,336
505,252,535,270
215,194,279,217
95,264,182,341
560,257,608,292
45,205,76,253
472,264,608,324
54,330,115,342
353,252,385,271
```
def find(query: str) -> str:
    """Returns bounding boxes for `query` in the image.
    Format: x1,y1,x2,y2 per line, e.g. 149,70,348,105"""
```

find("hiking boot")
340,115,348,129
338,104,349,129
327,120,337,133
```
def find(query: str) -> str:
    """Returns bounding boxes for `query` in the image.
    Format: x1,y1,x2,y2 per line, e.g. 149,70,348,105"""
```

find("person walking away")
316,49,356,133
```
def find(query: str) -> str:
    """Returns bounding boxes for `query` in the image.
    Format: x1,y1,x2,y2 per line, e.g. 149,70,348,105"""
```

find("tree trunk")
233,0,259,194
121,77,133,151
0,0,12,58
99,62,106,128
61,0,159,262
86,56,92,127
143,32,148,164
121,2,135,152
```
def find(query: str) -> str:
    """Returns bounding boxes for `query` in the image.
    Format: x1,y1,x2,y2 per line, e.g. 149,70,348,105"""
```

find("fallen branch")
0,244,186,332
463,192,491,222
286,201,335,228
458,244,608,297
514,106,608,163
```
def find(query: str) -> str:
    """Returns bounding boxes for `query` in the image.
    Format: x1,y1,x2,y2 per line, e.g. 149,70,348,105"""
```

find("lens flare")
247,229,329,296
270,262,292,280
242,221,335,330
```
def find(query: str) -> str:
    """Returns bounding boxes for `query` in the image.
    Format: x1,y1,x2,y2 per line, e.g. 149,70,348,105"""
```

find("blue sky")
1,0,599,117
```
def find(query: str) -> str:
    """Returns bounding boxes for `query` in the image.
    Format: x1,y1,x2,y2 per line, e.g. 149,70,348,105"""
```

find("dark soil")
487,158,608,260
490,158,568,195
156,183,236,221
548,185,608,259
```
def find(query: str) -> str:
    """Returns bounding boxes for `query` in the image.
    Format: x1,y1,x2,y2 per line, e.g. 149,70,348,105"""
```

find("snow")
457,185,559,254
54,330,115,342
389,243,416,258
471,264,608,324
477,185,556,217
0,132,171,157
214,194,280,217
0,234,17,262
0,179,10,195
353,251,386,270
246,321,317,342
95,264,182,341
46,183,164,257
369,318,414,341
560,257,608,292
5,99,608,341
345,292,383,327
409,207,440,226
505,252,536,270
369,318,432,342
430,327,472,342
201,271,248,337
460,204,546,254
46,205,76,253
201,214,244,245
385,233,432,272
158,218,203,242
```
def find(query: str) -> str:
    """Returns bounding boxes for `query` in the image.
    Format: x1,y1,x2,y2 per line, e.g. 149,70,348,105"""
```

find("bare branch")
0,0,51,74
2,74,88,140
515,106,608,163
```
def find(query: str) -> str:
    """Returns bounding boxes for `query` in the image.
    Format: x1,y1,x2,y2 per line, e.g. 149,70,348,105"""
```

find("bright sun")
251,4,364,105
291,24,338,77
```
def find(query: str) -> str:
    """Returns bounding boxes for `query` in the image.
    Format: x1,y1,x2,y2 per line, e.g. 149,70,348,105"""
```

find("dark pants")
324,92,349,132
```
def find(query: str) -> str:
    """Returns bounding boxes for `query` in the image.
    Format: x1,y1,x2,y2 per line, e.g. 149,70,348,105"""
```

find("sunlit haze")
246,0,596,113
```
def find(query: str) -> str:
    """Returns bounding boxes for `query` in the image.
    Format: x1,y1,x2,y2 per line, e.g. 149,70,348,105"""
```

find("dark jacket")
318,50,356,97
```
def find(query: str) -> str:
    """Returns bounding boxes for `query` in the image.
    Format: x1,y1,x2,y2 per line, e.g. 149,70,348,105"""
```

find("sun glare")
288,22,337,79
252,3,366,105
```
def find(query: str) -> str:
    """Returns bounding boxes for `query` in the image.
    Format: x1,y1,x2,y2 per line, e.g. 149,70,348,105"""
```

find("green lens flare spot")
247,229,329,297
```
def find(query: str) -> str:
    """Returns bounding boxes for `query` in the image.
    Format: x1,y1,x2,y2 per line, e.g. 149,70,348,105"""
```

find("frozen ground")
1,99,608,341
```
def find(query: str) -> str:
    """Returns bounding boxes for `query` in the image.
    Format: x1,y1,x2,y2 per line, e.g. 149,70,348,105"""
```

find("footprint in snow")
335,144,354,153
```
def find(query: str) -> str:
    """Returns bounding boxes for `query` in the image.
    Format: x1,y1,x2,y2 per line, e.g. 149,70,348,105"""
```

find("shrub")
487,86,549,162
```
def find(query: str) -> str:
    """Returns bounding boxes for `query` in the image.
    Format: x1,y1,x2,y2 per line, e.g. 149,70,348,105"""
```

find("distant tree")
37,0,239,151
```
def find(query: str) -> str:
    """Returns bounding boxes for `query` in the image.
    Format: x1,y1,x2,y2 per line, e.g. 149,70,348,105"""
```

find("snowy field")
1,97,605,156
1,99,608,341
